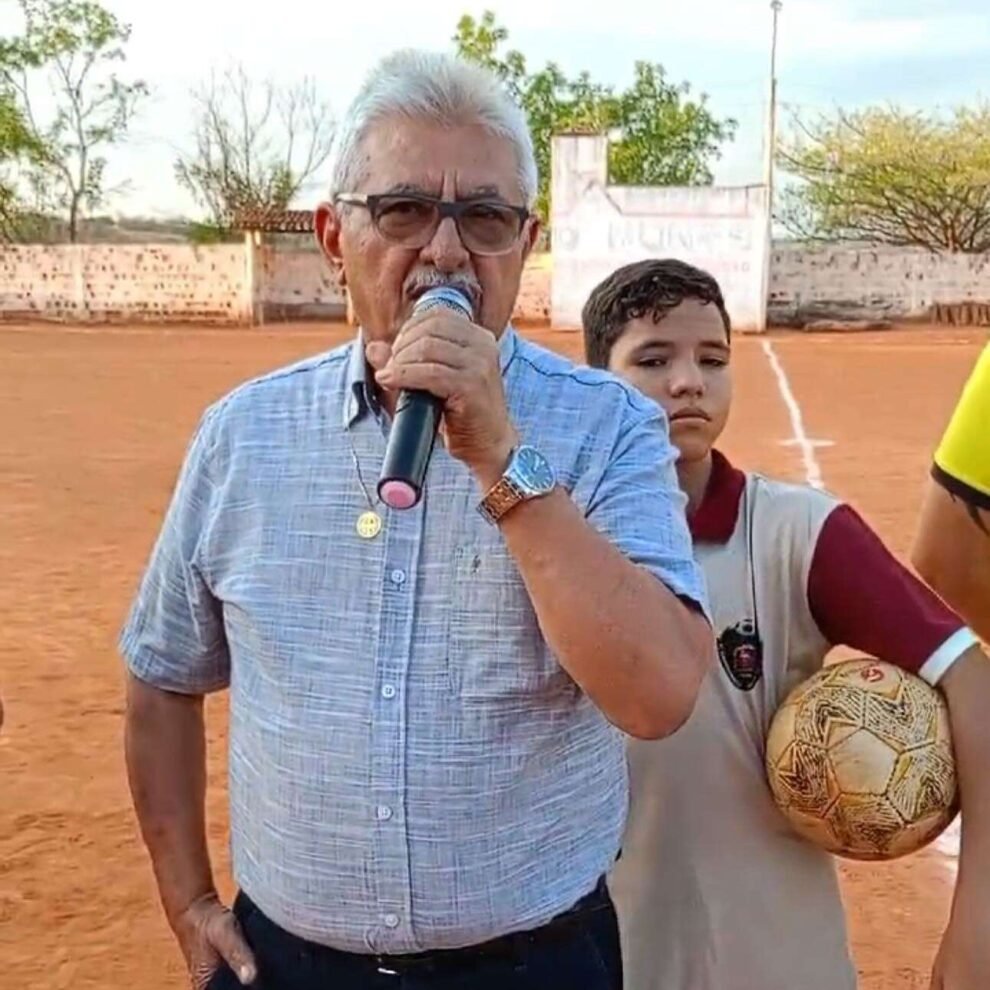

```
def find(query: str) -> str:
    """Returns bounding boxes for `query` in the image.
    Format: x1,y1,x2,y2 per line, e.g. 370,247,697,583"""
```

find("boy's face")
607,298,732,464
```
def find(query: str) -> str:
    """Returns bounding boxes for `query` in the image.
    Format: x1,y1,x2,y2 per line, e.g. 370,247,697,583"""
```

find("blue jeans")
207,879,621,990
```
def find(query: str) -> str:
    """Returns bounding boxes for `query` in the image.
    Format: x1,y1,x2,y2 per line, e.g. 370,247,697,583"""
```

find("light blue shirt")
120,325,708,955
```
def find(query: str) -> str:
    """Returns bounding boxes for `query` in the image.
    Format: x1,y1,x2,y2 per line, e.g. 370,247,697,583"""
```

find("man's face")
607,299,732,464
315,116,540,342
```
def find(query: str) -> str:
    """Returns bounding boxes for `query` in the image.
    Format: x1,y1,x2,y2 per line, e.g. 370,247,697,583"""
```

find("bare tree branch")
174,61,336,236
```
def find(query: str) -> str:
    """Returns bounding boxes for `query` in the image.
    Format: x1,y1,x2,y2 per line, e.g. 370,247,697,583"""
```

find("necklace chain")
345,424,386,540
345,428,378,510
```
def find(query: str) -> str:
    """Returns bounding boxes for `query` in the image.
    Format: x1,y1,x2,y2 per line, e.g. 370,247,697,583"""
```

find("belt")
239,876,611,977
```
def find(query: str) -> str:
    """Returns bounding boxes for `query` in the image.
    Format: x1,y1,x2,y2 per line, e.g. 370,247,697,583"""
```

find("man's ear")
314,202,342,262
520,213,542,264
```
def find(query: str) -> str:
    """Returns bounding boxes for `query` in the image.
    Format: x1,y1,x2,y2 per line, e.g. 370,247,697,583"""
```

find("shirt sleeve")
807,503,977,685
118,406,231,694
932,344,990,510
585,406,711,622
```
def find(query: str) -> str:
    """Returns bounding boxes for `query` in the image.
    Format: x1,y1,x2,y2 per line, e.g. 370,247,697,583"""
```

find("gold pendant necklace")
346,428,384,540
356,509,383,540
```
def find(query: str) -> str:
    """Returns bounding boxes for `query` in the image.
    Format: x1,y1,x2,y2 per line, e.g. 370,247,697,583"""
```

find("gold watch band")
477,476,526,524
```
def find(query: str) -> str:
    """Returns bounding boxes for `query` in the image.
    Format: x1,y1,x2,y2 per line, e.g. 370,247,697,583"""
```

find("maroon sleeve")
807,504,966,674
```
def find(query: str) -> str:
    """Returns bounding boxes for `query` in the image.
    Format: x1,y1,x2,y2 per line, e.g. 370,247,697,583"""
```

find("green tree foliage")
453,11,736,225
778,104,990,252
0,85,46,240
0,0,147,242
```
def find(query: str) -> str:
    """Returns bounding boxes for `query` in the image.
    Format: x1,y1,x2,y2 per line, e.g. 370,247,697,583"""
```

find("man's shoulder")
511,331,660,420
206,341,352,423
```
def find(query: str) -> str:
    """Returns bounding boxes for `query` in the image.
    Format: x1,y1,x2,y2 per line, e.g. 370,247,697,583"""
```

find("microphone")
377,285,475,510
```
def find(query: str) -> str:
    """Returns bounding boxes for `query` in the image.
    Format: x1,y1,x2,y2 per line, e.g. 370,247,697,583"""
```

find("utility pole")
765,0,783,204
759,0,782,333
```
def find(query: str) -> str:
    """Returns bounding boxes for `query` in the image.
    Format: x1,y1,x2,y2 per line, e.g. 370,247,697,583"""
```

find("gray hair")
328,49,538,208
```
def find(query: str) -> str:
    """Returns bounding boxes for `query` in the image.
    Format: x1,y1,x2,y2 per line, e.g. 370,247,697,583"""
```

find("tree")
453,11,736,225
0,0,147,243
778,104,990,253
608,62,732,187
174,64,336,238
0,84,47,240
452,11,526,99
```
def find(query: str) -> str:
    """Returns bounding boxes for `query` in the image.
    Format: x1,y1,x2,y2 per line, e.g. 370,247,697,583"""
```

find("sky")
3,0,989,220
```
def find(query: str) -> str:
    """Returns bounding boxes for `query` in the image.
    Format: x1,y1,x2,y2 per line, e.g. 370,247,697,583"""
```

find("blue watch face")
514,446,555,492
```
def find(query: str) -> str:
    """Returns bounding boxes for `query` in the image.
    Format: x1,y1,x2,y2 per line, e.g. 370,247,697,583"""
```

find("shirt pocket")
446,539,576,704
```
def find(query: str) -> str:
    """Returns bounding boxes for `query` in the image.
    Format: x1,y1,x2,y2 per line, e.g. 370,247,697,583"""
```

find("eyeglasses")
334,192,530,256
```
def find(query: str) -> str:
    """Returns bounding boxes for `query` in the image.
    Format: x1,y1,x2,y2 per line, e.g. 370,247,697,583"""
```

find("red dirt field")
0,319,986,989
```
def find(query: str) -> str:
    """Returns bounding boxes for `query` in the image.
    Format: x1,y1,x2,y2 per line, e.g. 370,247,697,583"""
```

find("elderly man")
121,49,712,990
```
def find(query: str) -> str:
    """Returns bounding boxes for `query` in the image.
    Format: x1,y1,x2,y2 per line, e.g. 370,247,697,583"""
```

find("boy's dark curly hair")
581,258,731,368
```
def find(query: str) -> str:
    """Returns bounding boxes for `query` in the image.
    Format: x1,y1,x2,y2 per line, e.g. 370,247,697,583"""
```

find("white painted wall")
550,134,771,332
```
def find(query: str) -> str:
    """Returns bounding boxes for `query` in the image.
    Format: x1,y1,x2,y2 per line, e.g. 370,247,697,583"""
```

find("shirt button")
381,684,396,700
383,913,400,929
376,805,393,821
390,568,406,586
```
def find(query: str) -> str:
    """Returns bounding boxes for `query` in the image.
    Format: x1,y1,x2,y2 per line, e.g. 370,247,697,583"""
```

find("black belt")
238,875,610,976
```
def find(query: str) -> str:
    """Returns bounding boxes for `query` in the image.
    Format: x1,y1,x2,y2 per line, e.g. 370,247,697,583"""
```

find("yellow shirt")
933,343,990,508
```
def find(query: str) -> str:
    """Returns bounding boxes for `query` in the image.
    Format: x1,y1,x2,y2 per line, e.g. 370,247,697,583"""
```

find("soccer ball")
765,658,959,861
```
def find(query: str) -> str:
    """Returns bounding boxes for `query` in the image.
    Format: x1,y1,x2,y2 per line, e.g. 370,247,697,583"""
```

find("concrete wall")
515,253,552,323
768,243,990,325
3,239,988,330
0,244,250,322
256,246,549,324
550,134,770,332
0,241,550,326
258,245,345,321
513,244,990,329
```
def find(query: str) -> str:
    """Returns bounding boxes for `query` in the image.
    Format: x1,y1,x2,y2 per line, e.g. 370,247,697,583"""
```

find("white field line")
761,340,825,491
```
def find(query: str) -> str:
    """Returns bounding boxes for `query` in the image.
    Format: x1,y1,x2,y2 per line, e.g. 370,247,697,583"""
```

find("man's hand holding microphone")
369,283,519,503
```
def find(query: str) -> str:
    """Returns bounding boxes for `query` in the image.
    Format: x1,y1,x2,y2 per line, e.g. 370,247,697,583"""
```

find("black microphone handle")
377,388,443,508
376,285,474,510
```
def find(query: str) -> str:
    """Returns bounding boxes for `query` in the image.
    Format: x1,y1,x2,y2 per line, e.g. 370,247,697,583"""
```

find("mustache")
404,269,481,304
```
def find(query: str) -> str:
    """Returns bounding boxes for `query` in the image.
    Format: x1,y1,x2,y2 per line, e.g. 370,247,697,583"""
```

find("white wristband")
918,627,981,686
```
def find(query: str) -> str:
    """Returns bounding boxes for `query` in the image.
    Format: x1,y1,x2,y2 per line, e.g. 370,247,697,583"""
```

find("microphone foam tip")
379,480,419,510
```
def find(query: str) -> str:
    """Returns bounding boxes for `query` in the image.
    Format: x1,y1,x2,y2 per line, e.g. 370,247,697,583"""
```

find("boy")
581,259,990,990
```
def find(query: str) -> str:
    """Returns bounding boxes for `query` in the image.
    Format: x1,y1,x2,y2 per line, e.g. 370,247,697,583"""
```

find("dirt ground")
0,319,986,989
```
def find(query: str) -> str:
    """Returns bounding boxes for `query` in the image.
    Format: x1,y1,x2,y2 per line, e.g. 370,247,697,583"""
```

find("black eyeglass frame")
333,191,532,256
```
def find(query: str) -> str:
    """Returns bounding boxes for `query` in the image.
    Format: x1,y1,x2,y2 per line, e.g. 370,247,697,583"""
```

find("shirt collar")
688,449,747,544
343,324,519,428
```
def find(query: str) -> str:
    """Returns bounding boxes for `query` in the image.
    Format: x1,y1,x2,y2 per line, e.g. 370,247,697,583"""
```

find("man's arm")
483,481,714,740
912,343,990,645
911,481,990,644
470,400,714,742
124,676,214,923
373,312,713,741
119,407,256,987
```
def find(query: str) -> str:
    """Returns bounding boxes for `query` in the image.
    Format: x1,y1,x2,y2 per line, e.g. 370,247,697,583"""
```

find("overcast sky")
3,0,988,219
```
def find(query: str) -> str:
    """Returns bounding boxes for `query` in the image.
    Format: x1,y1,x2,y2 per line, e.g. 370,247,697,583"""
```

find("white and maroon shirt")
608,451,977,990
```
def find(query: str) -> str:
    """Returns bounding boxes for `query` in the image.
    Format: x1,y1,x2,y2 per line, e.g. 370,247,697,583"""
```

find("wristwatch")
477,445,557,524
